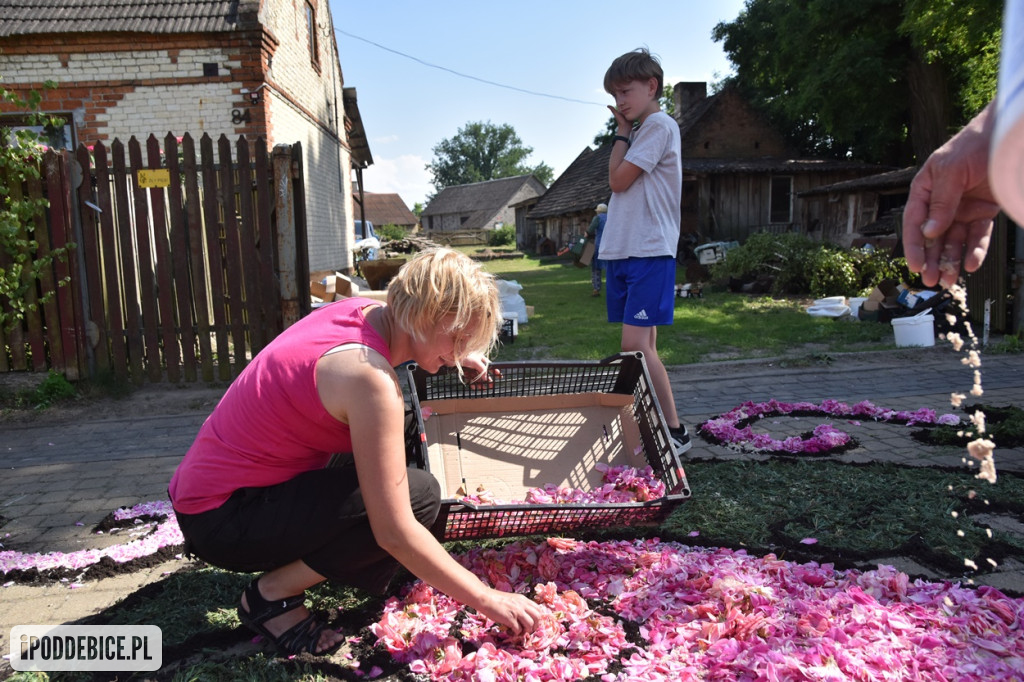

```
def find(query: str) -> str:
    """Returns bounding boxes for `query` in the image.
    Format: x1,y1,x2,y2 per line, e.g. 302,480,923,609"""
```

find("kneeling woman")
169,249,543,655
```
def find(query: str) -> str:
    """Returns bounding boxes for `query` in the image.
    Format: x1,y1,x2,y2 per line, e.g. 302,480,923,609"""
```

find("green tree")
711,0,1001,165
1,79,74,332
593,83,676,147
426,121,553,193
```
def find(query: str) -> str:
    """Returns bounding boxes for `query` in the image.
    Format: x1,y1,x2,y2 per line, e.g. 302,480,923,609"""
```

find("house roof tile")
421,175,545,229
361,192,418,227
0,0,254,36
527,145,611,219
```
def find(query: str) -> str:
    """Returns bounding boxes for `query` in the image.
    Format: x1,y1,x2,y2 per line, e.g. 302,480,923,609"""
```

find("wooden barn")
674,83,886,243
526,145,611,254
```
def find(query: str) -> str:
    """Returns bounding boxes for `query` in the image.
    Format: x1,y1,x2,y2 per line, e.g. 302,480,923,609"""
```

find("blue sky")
331,1,747,207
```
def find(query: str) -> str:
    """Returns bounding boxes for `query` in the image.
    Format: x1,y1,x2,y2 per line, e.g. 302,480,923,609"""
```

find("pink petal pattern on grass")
0,501,182,576
373,538,1024,681
700,400,961,455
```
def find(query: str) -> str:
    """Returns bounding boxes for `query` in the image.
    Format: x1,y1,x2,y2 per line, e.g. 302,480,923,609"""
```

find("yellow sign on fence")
137,169,170,188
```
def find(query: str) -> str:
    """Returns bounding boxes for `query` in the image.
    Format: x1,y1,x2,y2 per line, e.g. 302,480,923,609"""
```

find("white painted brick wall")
0,49,241,84
269,97,352,271
103,84,239,141
261,0,353,271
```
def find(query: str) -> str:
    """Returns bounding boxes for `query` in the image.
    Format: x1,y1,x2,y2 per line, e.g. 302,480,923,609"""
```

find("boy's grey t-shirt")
601,111,682,261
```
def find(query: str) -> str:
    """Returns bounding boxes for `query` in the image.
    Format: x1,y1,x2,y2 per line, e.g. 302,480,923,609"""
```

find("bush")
849,246,910,293
808,248,858,298
711,232,818,295
375,223,407,242
488,224,516,247
712,232,909,297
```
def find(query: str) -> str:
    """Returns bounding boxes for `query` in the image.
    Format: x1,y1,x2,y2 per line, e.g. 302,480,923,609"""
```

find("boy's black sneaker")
669,424,692,456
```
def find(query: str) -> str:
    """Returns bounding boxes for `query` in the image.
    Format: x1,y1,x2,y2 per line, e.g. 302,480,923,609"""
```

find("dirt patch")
0,377,226,426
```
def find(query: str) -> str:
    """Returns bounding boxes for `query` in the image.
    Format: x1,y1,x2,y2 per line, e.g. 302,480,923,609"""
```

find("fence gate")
0,133,309,384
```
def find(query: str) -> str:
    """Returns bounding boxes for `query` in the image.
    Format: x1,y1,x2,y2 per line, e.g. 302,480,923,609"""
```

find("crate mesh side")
415,361,626,401
440,503,677,541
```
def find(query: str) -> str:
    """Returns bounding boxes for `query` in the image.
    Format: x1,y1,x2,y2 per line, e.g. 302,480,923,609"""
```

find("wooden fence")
0,133,309,384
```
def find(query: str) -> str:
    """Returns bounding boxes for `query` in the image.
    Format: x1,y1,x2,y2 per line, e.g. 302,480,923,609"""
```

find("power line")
336,29,606,107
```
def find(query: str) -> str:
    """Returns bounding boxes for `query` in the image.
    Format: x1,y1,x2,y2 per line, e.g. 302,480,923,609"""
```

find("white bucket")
892,314,935,347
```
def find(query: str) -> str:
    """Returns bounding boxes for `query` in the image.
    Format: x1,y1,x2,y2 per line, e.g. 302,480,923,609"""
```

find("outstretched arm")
318,349,543,635
902,102,1001,288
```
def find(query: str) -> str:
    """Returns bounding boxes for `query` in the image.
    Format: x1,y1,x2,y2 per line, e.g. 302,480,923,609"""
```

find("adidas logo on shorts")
633,309,649,321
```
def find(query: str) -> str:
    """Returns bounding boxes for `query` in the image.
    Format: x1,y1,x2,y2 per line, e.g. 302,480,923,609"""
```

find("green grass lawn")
478,251,895,364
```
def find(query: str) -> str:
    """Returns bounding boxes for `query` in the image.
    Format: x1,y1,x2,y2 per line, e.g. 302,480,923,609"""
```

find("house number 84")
232,109,251,124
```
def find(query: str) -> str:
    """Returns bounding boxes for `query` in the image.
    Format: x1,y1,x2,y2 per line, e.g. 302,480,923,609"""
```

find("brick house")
0,0,371,273
421,175,546,235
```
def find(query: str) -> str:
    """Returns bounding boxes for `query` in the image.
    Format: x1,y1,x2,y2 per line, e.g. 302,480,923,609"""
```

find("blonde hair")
387,248,501,370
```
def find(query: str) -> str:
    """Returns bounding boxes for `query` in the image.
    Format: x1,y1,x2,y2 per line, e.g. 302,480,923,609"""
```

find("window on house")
2,114,74,151
769,176,792,224
305,2,319,67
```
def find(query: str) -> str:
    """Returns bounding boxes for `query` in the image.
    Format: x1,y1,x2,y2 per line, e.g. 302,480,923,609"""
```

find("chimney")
674,82,707,117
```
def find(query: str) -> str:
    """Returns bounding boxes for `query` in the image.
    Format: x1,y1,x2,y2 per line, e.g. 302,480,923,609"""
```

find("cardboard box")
420,393,645,501
333,272,358,300
579,241,596,266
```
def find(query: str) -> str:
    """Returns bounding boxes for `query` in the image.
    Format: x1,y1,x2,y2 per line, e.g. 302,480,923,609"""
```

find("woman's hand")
475,587,546,636
462,352,501,389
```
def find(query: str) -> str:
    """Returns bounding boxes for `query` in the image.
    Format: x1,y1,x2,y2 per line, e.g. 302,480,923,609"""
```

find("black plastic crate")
499,317,516,343
403,352,690,540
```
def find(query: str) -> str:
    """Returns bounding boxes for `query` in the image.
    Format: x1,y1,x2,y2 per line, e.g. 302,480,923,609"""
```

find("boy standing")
602,48,690,455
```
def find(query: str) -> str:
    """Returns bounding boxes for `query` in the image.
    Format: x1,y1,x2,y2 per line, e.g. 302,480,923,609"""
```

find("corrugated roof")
422,175,545,229
0,0,254,36
528,146,612,220
361,192,418,227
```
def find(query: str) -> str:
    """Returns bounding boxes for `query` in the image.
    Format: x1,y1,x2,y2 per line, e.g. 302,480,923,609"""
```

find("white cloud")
361,154,433,207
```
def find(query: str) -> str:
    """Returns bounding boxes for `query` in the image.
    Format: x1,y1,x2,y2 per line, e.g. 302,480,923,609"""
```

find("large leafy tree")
712,0,1001,165
427,121,553,194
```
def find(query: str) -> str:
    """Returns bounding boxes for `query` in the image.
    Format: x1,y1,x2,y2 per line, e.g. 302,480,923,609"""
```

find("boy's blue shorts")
605,256,676,326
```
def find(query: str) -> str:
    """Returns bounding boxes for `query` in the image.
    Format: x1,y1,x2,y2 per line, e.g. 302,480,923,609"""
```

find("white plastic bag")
496,279,528,323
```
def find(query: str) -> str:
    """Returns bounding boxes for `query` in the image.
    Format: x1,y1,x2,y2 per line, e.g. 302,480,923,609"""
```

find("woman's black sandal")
237,579,341,656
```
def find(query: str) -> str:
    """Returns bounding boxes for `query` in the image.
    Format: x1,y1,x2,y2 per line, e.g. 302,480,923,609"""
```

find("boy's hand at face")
608,105,632,134
606,104,630,133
